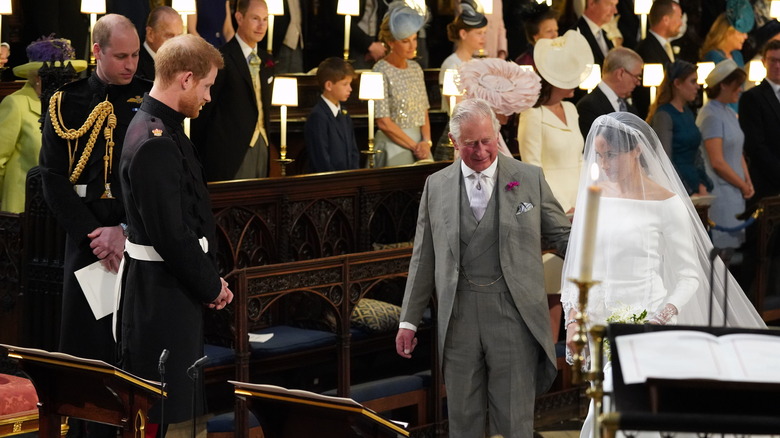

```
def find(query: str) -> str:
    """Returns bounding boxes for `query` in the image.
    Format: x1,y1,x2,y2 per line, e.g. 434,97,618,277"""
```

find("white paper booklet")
74,261,118,320
616,330,780,385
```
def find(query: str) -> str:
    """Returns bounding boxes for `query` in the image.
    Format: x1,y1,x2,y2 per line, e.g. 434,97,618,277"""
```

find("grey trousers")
443,289,540,438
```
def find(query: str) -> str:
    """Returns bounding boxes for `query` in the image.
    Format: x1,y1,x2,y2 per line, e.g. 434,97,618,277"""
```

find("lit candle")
367,99,375,143
344,15,351,58
579,163,602,282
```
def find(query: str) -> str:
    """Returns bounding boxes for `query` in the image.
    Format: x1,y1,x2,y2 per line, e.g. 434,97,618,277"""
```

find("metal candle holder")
569,278,607,438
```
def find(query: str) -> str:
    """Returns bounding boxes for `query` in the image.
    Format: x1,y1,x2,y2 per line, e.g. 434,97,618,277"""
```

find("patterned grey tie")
618,98,628,112
471,173,488,221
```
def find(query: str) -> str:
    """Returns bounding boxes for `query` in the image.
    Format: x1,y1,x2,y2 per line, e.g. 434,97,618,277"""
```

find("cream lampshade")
749,59,767,85
271,77,299,166
359,72,385,167
266,0,284,54
579,64,601,93
770,0,780,18
0,0,11,45
696,62,715,85
441,69,462,116
475,0,492,14
643,63,664,104
81,0,106,66
634,0,652,39
337,0,360,60
172,0,196,35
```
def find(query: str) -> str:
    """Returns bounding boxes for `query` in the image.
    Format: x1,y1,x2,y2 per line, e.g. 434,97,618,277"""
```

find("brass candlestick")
360,138,379,168
569,278,607,438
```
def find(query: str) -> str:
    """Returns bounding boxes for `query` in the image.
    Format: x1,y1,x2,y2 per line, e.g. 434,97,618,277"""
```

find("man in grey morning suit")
395,98,571,438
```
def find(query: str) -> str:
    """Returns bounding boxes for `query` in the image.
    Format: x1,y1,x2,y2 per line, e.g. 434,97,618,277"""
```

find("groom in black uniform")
118,34,233,435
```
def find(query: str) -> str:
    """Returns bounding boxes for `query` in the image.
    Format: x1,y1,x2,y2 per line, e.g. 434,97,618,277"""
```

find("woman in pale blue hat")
373,0,433,167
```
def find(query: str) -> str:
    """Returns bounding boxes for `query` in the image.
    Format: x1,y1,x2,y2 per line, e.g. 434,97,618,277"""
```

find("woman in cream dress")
518,30,592,213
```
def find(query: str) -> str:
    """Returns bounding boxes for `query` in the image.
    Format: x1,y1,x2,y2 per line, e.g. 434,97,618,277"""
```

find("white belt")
112,237,209,341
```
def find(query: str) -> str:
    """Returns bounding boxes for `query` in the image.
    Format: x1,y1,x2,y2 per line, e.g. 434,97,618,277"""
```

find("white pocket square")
516,202,534,215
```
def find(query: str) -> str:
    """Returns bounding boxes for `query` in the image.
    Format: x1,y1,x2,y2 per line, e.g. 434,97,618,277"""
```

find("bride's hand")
565,320,579,352
648,303,678,325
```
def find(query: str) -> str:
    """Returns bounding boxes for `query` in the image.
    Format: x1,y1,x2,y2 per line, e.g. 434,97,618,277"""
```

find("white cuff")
399,321,418,332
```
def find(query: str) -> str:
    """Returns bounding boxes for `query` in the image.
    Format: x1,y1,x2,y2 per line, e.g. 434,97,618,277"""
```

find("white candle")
267,15,275,52
368,99,375,142
449,95,456,117
280,104,287,159
579,164,602,282
344,15,352,56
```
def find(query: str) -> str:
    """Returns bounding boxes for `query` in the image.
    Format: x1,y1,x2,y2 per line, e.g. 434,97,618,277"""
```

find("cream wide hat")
533,30,594,90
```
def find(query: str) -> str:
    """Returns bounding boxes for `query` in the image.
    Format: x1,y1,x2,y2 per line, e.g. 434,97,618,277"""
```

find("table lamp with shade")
0,0,11,45
634,0,652,40
579,64,601,94
271,76,298,176
171,0,196,34
771,0,780,18
748,59,767,86
266,0,284,54
696,62,715,105
358,72,384,168
642,63,664,104
337,0,359,60
441,69,461,116
81,0,106,66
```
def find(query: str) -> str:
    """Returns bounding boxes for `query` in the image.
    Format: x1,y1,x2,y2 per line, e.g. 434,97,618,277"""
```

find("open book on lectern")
0,343,164,394
615,330,780,385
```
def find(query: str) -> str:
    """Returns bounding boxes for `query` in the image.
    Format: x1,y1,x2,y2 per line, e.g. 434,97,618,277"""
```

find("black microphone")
708,248,720,327
158,348,169,437
158,348,169,374
186,355,209,380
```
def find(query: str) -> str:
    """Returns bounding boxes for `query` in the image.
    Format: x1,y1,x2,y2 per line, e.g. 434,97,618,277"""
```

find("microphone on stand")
158,349,169,438
708,247,719,327
187,355,209,438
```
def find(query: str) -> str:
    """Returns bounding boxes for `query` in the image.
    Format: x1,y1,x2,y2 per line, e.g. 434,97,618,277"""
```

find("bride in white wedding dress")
560,112,766,438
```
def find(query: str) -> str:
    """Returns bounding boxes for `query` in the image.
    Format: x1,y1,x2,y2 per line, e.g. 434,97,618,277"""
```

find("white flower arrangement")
603,305,648,360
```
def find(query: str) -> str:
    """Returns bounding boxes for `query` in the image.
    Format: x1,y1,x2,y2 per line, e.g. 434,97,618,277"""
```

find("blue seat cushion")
413,369,432,387
321,375,424,403
206,411,261,432
203,344,236,367
250,325,337,358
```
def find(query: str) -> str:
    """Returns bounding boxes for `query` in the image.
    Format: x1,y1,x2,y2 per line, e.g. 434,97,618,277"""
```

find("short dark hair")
762,39,780,58
648,0,676,28
236,0,266,15
316,57,355,90
705,68,747,99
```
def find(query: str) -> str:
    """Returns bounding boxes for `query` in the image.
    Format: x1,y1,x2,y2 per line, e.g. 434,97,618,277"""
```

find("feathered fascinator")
460,0,488,28
386,0,430,40
13,34,86,79
726,0,754,33
457,58,541,116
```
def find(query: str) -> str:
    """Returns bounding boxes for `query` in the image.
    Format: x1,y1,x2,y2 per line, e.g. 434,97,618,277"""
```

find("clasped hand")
88,226,125,273
413,141,431,160
209,277,234,310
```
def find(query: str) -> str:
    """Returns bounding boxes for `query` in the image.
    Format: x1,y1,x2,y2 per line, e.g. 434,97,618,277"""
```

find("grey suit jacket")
400,154,570,394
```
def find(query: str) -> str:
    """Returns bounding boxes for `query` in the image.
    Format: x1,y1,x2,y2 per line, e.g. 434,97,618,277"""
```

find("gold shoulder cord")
48,91,118,198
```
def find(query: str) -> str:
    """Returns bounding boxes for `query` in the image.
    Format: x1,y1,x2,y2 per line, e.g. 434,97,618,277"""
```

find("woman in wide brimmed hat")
696,59,753,249
517,30,592,214
0,35,85,213
372,0,433,167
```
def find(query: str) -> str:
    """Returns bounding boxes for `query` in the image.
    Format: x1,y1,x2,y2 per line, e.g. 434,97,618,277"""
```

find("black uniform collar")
88,73,138,99
139,93,186,127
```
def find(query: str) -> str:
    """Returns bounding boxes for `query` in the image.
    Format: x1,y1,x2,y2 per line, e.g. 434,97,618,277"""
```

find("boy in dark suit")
304,57,360,173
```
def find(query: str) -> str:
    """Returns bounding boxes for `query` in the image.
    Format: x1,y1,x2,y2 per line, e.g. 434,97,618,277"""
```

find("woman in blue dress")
647,60,712,196
697,59,754,249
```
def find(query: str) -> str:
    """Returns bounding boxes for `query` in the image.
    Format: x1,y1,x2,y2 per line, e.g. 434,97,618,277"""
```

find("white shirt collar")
321,95,341,117
582,14,603,38
143,41,156,59
235,34,257,61
766,78,780,95
461,156,498,181
648,30,670,49
597,81,621,112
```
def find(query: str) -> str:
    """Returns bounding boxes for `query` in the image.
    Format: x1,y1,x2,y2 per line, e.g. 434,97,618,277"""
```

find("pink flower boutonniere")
265,58,275,69
505,181,519,191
